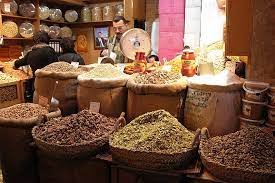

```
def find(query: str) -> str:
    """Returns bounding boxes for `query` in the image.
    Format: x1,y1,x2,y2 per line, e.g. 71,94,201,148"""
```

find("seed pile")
0,72,19,84
0,103,48,119
81,64,125,79
110,110,194,154
42,62,83,73
134,70,181,84
201,127,275,173
34,110,116,145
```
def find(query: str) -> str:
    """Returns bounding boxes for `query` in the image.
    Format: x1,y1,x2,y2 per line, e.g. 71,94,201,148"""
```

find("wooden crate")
0,81,24,109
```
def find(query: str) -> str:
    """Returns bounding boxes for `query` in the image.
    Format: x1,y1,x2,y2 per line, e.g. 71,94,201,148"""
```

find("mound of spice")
81,64,125,79
133,70,181,84
42,61,83,73
201,127,275,173
110,110,194,154
0,103,48,119
34,110,116,145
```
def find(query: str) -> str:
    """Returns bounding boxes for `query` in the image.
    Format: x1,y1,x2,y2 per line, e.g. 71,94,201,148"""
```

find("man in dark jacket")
59,37,85,65
14,31,58,75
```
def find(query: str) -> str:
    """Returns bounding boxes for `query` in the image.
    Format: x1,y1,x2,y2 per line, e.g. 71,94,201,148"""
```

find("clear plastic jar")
19,2,35,17
60,26,73,38
92,5,102,22
103,4,114,21
0,0,18,15
40,24,50,34
81,6,91,22
39,5,50,20
19,22,34,38
49,25,61,39
2,21,18,38
49,9,63,22
115,3,124,16
65,10,78,23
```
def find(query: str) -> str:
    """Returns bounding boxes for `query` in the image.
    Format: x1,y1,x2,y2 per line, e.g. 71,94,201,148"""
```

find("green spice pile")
133,70,181,84
34,110,116,145
81,64,125,79
110,110,194,154
201,127,275,173
42,61,84,73
0,103,48,119
0,72,19,84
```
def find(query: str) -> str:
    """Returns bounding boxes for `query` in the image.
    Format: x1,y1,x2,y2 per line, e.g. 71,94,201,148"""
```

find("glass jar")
115,3,124,16
0,0,18,15
39,5,50,20
181,49,197,77
60,26,73,38
103,4,114,21
65,10,78,23
81,6,91,22
49,25,61,39
49,8,62,22
40,24,50,34
19,22,34,38
2,21,18,38
92,5,102,22
19,2,35,17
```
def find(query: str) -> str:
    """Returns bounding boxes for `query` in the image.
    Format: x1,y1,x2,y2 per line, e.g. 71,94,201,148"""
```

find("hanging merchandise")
39,5,50,20
19,2,35,17
92,5,102,22
19,22,34,38
2,21,18,38
81,6,91,22
65,10,78,23
103,4,114,21
0,0,18,15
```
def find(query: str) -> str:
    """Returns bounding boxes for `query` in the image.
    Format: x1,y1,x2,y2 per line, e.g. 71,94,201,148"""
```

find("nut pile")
0,72,19,84
110,110,195,154
201,127,275,173
134,70,181,84
0,103,48,119
34,110,116,145
81,64,125,79
42,62,83,73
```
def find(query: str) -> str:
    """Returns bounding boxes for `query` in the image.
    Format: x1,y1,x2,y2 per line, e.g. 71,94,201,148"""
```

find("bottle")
181,48,197,77
134,52,147,73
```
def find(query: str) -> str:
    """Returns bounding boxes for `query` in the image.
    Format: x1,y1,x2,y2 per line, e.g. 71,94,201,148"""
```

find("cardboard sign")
89,102,100,113
38,95,49,108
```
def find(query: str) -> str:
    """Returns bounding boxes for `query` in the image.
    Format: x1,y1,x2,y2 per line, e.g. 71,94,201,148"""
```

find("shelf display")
0,0,18,15
115,3,124,16
103,4,114,21
92,5,102,22
48,25,61,39
2,21,19,38
65,10,78,23
81,6,91,22
18,2,36,18
49,8,62,22
60,26,73,38
19,22,34,38
39,24,50,34
39,5,50,20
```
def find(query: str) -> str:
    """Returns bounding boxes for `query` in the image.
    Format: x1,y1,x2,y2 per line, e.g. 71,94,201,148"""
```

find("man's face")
98,32,103,38
113,20,127,39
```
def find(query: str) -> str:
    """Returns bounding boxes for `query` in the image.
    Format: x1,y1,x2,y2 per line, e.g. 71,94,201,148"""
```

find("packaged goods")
19,22,34,38
49,25,61,39
2,21,18,38
92,5,102,22
39,5,50,20
133,70,181,84
49,8,62,21
60,26,72,38
0,0,18,15
200,127,275,183
103,4,114,21
65,10,78,23
19,2,35,17
81,6,91,22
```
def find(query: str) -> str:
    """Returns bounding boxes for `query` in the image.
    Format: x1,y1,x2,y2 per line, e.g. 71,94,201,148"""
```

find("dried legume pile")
81,64,125,79
42,61,83,73
110,110,194,154
0,72,19,84
134,70,181,84
34,110,116,145
201,127,275,173
0,103,48,119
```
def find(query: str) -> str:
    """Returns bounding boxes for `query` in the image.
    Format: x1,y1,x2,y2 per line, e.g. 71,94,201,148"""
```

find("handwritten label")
71,62,79,69
38,95,49,108
4,3,11,13
89,102,100,113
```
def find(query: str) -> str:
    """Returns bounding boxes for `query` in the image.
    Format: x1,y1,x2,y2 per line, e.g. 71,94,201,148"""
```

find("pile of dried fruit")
133,70,181,84
0,103,48,119
110,110,194,154
0,72,19,84
34,110,116,145
81,64,125,79
42,62,83,73
201,127,275,173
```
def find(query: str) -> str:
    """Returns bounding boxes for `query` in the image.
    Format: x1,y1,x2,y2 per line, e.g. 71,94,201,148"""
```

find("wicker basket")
111,129,201,170
199,128,275,183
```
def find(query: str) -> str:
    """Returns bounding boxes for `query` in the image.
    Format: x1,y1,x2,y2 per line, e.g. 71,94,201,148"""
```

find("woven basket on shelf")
199,128,275,183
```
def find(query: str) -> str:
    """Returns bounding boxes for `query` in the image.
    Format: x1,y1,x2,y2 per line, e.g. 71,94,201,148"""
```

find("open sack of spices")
110,110,200,170
77,64,129,117
34,62,89,116
199,127,275,183
32,110,123,158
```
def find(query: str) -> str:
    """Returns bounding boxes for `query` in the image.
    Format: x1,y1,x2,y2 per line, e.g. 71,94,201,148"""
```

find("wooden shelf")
1,14,37,21
40,19,112,26
40,19,69,25
3,37,33,40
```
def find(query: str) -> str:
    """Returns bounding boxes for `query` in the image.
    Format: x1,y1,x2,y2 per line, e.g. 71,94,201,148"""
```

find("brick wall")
145,0,159,35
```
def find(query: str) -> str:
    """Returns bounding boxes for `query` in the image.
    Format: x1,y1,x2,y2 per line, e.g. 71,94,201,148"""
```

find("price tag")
4,3,11,13
38,95,49,109
0,36,3,45
71,62,79,69
89,102,100,113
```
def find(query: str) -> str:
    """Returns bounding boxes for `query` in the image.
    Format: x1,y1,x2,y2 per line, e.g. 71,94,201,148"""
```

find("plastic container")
103,4,114,21
65,10,78,23
2,21,18,38
181,49,197,77
243,81,270,102
92,5,102,22
267,105,275,126
49,9,62,22
0,0,18,15
39,5,50,20
19,2,35,17
40,24,50,34
19,22,34,38
242,99,267,120
49,25,61,39
239,116,265,129
81,6,91,22
60,26,73,38
115,3,124,16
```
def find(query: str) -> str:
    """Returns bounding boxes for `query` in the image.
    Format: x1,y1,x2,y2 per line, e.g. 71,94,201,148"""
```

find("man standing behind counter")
101,16,129,63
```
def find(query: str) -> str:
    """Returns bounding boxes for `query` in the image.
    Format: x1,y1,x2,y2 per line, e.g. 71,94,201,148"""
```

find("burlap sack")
34,69,82,116
126,77,187,122
77,74,128,118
